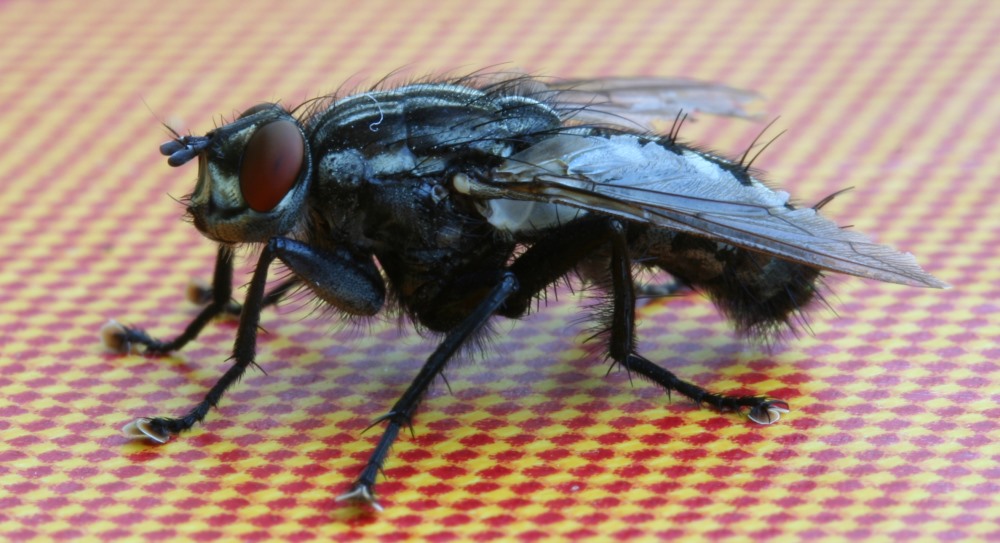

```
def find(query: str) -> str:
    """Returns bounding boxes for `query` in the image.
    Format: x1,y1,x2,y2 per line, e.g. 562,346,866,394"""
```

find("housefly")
104,72,947,511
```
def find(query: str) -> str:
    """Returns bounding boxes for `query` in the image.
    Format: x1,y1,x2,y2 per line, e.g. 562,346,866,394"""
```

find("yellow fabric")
1,0,997,540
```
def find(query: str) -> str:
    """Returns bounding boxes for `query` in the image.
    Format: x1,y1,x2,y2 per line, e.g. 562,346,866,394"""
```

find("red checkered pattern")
1,0,998,540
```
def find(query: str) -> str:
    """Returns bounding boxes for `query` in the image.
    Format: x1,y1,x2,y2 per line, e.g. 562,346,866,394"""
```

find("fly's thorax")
303,83,566,237
307,83,561,174
184,104,313,244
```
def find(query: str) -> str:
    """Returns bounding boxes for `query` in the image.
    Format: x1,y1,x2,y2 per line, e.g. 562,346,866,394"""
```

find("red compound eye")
239,120,304,212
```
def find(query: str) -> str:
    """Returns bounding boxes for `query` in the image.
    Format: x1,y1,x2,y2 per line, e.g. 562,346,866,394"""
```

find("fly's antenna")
738,117,785,172
141,96,210,167
160,136,211,167
162,123,182,140
141,96,183,140
365,93,384,132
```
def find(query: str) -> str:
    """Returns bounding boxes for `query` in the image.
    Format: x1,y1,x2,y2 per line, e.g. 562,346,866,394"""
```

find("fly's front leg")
103,244,305,356
122,238,385,443
102,246,236,355
605,221,789,425
337,272,519,512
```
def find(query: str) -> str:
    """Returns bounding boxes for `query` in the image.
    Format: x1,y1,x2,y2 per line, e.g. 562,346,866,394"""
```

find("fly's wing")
469,134,946,289
544,77,763,131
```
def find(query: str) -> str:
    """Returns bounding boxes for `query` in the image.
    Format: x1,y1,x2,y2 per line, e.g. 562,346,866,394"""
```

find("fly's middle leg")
337,272,519,512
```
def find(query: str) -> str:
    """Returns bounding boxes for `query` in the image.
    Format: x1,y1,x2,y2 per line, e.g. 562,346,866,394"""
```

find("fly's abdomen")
639,228,821,338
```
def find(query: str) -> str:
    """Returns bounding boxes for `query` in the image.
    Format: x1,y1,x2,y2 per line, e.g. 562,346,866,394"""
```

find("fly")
104,72,947,512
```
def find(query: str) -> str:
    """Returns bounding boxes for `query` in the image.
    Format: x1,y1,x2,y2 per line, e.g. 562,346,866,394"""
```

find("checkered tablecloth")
1,1,997,540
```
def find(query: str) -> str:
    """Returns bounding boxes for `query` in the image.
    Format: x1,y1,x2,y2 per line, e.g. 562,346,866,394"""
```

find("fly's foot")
100,320,172,355
336,482,384,513
121,417,173,444
100,320,134,354
187,279,242,316
100,319,156,354
747,399,790,425
339,410,414,513
615,353,792,425
186,278,213,305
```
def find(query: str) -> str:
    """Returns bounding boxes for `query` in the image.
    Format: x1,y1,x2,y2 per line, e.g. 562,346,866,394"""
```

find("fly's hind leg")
497,216,785,424
606,221,789,425
102,246,301,355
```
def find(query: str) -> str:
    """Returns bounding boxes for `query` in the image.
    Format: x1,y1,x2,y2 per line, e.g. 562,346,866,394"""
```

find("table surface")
1,1,998,541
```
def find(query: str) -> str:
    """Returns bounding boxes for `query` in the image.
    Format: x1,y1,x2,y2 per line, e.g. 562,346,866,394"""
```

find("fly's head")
161,103,313,244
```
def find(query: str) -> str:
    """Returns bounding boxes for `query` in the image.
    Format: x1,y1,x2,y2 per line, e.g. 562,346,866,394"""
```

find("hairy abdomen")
638,228,822,339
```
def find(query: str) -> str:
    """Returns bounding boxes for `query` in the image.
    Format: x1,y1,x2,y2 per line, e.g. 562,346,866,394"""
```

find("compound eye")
239,120,305,212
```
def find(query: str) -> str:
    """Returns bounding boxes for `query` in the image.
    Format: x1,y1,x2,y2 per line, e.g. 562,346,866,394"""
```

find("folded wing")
470,134,946,288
